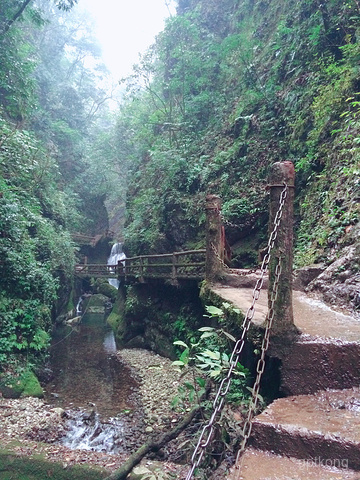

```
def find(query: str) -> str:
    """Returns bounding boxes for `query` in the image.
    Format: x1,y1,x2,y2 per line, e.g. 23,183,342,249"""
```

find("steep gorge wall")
122,0,360,314
108,281,205,358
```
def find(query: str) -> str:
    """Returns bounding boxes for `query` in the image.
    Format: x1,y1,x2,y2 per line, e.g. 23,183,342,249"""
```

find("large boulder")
0,370,43,399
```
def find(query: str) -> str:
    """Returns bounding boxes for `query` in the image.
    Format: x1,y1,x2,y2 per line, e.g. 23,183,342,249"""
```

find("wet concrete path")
228,447,360,480
210,284,360,341
207,282,360,479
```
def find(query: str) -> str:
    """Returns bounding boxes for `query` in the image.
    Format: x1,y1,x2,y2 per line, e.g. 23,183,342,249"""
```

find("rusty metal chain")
210,242,259,276
234,257,282,478
220,214,253,231
185,184,288,480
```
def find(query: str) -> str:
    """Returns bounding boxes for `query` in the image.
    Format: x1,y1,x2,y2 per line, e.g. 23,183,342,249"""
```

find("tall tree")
0,0,78,36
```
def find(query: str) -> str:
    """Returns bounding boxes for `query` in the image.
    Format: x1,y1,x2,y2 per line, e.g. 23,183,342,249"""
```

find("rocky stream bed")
0,348,207,479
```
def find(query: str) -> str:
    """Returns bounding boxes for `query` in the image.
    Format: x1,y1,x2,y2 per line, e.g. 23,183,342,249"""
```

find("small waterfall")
62,409,125,453
76,296,83,315
107,242,126,289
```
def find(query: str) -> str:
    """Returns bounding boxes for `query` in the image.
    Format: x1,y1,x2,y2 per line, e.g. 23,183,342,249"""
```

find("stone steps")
209,287,360,394
227,388,360,479
211,285,360,479
227,448,360,480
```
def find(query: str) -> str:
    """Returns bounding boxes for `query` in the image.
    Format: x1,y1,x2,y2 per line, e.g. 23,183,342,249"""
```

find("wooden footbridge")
75,249,207,282
71,230,115,247
74,162,292,293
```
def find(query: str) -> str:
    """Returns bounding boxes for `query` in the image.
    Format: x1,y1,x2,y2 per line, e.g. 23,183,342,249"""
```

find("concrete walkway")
210,284,360,342
227,447,360,480
208,282,360,479
226,388,360,480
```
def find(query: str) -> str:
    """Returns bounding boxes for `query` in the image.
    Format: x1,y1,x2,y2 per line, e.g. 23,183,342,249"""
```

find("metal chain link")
210,242,260,276
185,184,288,480
234,257,282,477
220,214,254,231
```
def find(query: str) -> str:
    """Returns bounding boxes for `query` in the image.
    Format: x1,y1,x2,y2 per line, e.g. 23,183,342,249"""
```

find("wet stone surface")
227,448,360,480
250,387,360,471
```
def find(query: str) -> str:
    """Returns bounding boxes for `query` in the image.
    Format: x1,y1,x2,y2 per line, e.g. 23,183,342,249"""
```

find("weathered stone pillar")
205,195,222,282
268,162,296,334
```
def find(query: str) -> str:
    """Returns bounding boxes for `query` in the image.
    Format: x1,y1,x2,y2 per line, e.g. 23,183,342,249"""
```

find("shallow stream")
45,313,140,453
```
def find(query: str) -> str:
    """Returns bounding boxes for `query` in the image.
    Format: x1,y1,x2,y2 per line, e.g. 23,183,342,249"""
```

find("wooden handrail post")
172,253,177,280
171,253,179,285
205,194,222,282
139,257,144,283
117,260,123,278
268,161,296,335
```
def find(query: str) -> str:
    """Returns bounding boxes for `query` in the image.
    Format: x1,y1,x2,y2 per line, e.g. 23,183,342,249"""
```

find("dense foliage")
0,0,115,373
119,0,359,270
1,0,359,376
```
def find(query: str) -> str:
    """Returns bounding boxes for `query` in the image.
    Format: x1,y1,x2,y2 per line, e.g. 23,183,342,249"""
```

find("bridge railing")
75,249,206,282
120,250,206,281
75,264,118,277
71,230,115,246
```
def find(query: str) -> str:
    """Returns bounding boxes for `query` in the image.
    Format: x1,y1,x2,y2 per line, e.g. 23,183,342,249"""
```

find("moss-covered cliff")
118,0,359,313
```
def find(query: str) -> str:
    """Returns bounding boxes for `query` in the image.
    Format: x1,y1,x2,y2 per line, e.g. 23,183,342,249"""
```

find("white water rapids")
62,409,125,454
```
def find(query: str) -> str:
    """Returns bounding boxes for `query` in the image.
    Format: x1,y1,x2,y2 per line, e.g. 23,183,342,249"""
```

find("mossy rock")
87,293,109,307
93,279,118,302
107,287,127,339
66,295,75,315
0,370,43,399
85,293,109,313
0,451,107,479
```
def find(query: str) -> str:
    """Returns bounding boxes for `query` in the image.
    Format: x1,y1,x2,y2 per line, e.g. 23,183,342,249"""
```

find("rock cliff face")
120,0,360,315
306,224,360,316
108,282,205,358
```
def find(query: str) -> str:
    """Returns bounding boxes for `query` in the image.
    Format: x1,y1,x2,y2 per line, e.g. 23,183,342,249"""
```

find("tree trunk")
104,404,202,480
1,0,33,36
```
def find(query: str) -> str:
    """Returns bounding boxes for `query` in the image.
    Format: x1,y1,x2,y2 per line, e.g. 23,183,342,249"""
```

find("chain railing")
210,242,260,276
234,257,282,478
185,184,288,480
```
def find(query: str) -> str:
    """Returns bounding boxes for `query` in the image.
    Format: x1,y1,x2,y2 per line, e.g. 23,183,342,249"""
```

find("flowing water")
107,242,126,289
45,313,139,453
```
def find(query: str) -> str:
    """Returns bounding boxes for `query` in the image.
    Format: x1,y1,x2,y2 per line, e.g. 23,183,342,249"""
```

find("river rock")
307,244,360,314
50,407,66,417
293,264,326,291
127,462,177,479
127,466,153,480
64,315,81,326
